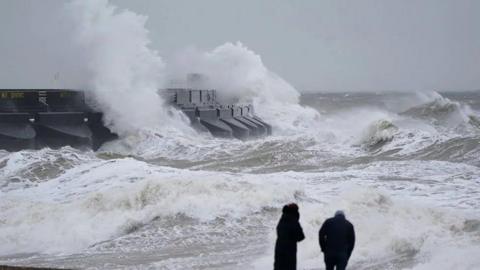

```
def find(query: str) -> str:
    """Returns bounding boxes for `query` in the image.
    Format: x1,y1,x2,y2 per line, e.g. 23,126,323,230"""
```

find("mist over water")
1,1,480,270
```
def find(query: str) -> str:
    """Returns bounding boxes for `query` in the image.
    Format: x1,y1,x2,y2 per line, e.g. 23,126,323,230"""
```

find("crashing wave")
401,92,479,132
468,115,480,129
361,119,398,149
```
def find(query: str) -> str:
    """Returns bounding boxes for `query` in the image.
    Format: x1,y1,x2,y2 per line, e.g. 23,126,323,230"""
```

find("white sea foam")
0,155,301,255
2,147,479,270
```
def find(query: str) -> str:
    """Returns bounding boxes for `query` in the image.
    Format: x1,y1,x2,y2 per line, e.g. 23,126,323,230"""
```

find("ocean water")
0,91,479,270
1,1,479,269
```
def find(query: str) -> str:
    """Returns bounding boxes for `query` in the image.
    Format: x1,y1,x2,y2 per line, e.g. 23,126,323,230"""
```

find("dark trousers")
324,253,349,270
274,249,297,270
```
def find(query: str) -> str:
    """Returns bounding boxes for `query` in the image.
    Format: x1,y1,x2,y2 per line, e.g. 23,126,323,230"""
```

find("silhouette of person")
319,210,355,270
274,203,305,270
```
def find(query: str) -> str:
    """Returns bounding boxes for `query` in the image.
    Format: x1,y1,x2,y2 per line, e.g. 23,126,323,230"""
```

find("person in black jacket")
319,210,355,270
274,203,305,270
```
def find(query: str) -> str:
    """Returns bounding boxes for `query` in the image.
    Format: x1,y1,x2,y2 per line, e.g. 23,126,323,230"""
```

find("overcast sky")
1,0,479,92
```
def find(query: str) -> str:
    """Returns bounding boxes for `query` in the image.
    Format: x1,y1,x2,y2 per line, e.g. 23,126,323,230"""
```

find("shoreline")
0,266,71,270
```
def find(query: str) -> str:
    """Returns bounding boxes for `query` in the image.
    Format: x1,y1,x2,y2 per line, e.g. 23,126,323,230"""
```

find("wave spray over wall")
168,42,321,135
68,0,189,136
67,0,319,149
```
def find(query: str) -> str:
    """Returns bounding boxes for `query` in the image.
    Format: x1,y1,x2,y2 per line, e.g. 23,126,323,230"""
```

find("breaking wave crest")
401,91,480,132
361,119,398,150
94,90,480,171
318,92,480,164
0,156,301,255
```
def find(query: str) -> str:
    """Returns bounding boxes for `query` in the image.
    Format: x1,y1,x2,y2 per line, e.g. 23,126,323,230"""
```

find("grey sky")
1,0,479,92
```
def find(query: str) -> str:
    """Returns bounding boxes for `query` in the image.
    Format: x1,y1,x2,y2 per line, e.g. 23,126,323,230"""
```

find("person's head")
334,210,345,218
282,203,300,220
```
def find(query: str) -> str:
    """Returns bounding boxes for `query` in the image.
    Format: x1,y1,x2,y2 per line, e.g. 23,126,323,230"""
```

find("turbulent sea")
1,91,479,270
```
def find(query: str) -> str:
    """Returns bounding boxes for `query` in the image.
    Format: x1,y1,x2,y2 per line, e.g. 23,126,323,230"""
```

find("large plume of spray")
65,1,319,138
168,42,321,135
168,42,299,104
67,0,188,136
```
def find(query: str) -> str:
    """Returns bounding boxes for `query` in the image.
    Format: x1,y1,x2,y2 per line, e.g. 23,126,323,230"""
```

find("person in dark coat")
319,210,355,270
274,203,305,270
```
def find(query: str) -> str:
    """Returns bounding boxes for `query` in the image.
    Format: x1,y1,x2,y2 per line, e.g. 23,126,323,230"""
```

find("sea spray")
167,42,321,135
101,41,324,158
168,42,299,104
67,0,188,136
67,0,322,139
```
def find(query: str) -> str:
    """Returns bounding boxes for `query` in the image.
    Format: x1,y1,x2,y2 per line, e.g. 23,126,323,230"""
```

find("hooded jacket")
274,204,305,270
